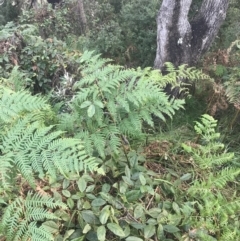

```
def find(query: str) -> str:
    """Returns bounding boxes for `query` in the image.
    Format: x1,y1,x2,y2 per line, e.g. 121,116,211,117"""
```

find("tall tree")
154,0,229,70
77,0,88,35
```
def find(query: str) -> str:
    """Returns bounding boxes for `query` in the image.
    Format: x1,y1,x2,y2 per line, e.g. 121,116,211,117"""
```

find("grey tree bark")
154,0,229,70
77,0,88,35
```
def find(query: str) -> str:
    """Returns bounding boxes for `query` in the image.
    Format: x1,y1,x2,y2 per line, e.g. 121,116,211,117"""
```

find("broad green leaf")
67,198,74,209
91,198,106,207
83,201,91,209
119,181,127,194
107,223,125,237
80,101,92,108
125,165,131,179
99,207,110,224
147,218,157,225
134,205,144,219
53,191,62,202
62,189,71,198
122,176,134,186
42,221,59,234
157,224,164,240
147,208,161,218
144,225,155,238
94,100,104,108
139,173,146,185
102,183,111,193
54,209,70,222
97,226,106,241
126,190,142,202
77,177,87,192
130,223,146,229
81,210,97,224
86,185,95,193
180,173,192,181
63,229,75,241
123,224,130,237
86,231,98,241
62,179,70,189
83,224,91,234
126,236,143,241
71,236,85,241
163,224,180,233
86,194,96,200
172,202,180,214
77,199,82,210
87,104,95,117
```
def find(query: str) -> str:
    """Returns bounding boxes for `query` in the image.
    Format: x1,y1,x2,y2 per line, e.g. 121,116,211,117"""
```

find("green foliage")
182,114,240,240
214,0,240,49
0,81,100,241
0,2,239,241
58,51,185,158
0,192,67,241
0,85,99,189
80,0,161,67
0,0,20,26
0,52,238,241
0,23,82,93
20,4,73,40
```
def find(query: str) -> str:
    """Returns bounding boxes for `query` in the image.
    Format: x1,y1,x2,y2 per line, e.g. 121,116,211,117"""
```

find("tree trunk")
77,0,88,35
154,0,229,70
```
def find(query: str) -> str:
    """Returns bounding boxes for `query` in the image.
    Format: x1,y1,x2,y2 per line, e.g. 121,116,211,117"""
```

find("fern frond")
63,51,184,157
224,79,240,109
0,87,99,189
0,192,66,241
0,86,49,123
0,156,13,190
212,166,239,189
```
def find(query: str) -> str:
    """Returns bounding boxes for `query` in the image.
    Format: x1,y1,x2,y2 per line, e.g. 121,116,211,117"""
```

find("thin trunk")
78,0,88,35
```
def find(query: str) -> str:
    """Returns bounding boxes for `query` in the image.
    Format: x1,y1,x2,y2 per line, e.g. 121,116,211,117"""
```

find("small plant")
182,114,240,240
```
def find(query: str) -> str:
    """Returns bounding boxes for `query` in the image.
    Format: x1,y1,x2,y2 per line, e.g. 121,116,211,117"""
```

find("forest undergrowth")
0,3,240,241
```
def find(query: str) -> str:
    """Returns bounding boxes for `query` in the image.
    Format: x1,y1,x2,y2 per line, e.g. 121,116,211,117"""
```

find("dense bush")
0,22,82,93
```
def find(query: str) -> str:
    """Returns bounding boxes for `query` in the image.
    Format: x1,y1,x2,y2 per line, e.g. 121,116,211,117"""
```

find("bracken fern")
0,192,67,241
58,51,186,158
182,114,240,240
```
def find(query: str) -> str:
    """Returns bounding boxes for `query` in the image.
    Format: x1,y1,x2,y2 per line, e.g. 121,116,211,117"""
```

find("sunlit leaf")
91,198,106,207
144,225,155,238
87,104,95,117
80,101,92,108
163,224,180,233
77,177,87,192
99,206,110,224
180,173,192,181
83,224,91,234
126,236,143,241
97,226,106,241
62,190,71,198
107,223,125,237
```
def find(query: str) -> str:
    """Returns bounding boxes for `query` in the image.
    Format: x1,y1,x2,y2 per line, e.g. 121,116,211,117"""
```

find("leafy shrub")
0,22,82,93
19,3,76,39
81,0,161,67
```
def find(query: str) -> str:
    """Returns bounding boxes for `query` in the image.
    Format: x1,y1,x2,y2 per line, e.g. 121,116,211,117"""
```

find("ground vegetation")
0,1,240,240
